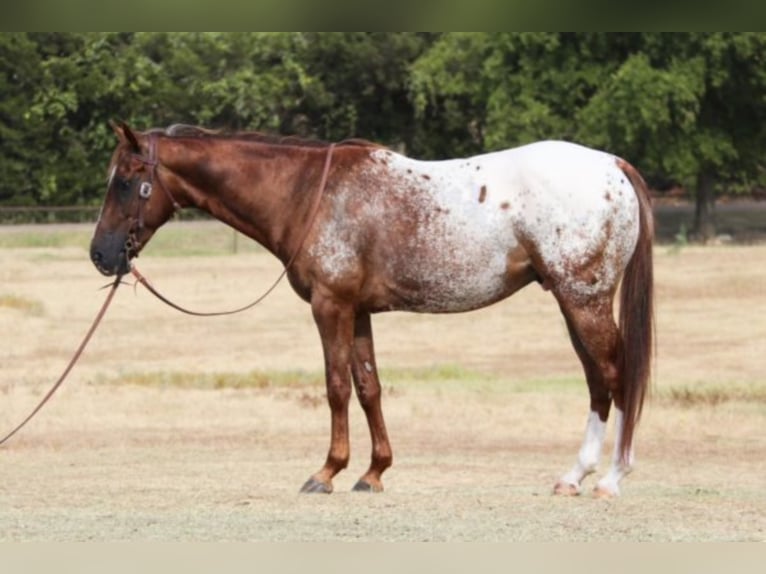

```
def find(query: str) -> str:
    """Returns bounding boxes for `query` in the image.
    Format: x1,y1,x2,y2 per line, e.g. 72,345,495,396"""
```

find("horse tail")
616,158,655,464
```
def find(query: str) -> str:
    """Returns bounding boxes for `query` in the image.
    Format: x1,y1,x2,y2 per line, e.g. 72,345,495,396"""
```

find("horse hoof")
352,479,383,493
592,484,619,499
300,477,333,494
552,481,580,496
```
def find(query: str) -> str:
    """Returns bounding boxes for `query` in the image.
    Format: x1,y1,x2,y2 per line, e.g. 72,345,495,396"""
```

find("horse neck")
159,137,326,261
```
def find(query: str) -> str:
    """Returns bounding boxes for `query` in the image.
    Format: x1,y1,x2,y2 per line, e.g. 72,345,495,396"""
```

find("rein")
0,276,122,447
131,142,336,317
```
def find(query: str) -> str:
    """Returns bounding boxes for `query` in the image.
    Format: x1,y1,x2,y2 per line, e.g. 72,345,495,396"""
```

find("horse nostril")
90,232,130,275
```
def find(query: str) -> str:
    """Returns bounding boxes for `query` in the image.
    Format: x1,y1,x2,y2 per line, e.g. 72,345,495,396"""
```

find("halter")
125,134,181,258
132,133,181,211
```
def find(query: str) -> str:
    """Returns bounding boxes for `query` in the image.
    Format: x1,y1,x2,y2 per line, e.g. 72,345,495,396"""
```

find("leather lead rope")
0,276,122,446
130,264,285,317
131,143,335,317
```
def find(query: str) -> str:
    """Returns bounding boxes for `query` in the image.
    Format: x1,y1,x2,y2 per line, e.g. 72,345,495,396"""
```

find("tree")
131,33,318,132
577,33,766,242
3,31,765,231
5,33,146,206
412,33,766,241
409,33,639,157
295,32,436,150
409,32,494,158
0,33,46,205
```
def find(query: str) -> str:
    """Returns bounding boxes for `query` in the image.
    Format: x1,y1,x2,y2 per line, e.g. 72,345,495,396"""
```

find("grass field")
0,221,764,541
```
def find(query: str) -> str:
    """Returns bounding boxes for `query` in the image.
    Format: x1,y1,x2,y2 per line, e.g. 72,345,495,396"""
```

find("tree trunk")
693,170,717,243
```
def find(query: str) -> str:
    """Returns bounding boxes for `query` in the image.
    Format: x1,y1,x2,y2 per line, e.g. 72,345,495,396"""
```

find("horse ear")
110,120,141,153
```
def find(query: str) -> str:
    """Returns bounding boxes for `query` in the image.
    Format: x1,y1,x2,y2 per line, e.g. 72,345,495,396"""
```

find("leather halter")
130,140,336,317
125,134,181,257
133,133,181,211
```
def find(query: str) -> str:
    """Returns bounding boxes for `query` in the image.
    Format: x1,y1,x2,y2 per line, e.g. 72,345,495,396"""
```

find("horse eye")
112,176,133,202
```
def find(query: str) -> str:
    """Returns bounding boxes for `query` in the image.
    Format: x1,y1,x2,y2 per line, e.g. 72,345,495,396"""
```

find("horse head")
90,122,179,277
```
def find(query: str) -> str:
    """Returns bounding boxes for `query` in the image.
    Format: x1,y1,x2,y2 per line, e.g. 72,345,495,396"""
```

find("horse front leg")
350,313,392,492
300,293,355,494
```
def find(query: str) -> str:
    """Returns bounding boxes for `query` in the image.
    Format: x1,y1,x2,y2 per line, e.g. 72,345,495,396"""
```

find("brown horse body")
91,123,653,497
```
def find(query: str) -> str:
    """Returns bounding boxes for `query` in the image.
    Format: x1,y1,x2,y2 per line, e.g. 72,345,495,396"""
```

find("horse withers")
91,122,653,497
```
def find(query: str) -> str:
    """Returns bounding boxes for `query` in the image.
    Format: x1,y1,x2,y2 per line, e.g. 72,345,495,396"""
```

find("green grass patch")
0,222,265,258
381,365,580,394
141,225,264,257
97,365,766,408
0,228,92,249
95,364,582,396
0,294,45,316
380,364,497,385
97,368,323,390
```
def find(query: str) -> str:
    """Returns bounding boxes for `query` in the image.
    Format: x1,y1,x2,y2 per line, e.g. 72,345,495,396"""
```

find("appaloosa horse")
91,122,653,497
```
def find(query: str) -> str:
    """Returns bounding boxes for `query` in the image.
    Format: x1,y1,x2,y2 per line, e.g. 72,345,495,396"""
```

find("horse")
90,121,653,497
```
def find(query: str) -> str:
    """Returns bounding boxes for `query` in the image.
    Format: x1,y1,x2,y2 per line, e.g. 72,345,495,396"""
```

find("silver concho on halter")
138,181,153,199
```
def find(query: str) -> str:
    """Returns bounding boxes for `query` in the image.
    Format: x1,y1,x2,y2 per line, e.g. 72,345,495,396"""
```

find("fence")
0,206,211,225
2,202,765,243
0,206,100,224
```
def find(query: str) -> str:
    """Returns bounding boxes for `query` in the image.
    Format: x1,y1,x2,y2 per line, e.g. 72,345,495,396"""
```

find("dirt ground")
1,223,765,541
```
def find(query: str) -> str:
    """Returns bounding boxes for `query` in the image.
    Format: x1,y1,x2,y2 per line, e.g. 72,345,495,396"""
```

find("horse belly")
384,201,519,313
390,246,515,313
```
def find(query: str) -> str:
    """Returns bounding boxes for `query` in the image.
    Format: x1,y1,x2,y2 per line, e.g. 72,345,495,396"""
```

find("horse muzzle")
90,230,132,277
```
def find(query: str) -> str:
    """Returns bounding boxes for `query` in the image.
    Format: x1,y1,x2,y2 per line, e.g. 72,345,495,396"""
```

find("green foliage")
410,32,766,239
667,223,689,255
575,33,766,193
576,52,707,180
409,32,491,158
0,33,45,205
0,32,436,207
2,32,765,235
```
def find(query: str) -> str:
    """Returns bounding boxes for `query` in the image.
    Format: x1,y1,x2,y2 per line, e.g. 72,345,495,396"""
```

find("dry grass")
0,221,764,541
0,294,44,316
659,383,766,407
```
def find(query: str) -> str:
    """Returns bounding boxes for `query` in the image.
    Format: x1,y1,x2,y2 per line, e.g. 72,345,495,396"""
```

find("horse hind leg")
554,294,633,497
349,313,393,492
553,310,611,496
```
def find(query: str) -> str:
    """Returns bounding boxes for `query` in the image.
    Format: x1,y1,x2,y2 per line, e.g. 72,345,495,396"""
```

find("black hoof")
300,477,333,494
352,479,383,493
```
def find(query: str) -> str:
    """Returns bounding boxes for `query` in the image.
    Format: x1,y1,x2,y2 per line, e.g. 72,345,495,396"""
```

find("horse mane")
161,123,383,150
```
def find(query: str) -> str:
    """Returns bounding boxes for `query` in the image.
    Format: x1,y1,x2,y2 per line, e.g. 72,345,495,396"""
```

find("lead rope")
130,264,285,317
0,276,122,446
131,143,335,317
